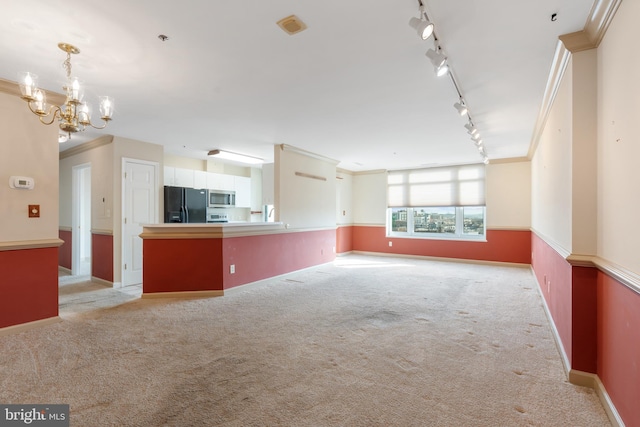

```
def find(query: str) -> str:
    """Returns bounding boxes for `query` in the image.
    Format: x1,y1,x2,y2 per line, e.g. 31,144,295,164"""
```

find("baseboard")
91,276,115,287
58,266,71,274
351,250,531,268
569,370,625,427
0,316,62,337
141,290,224,299
531,267,625,427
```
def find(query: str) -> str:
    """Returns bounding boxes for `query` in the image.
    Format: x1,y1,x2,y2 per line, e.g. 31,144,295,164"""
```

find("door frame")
71,162,91,276
121,158,160,288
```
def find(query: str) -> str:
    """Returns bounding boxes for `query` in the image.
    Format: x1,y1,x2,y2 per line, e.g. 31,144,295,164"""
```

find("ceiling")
1,0,593,172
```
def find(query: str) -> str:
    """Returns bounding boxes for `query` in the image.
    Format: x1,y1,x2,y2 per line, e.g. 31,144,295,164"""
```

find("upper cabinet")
194,170,207,189
234,176,251,207
164,166,176,186
174,167,195,188
164,166,252,207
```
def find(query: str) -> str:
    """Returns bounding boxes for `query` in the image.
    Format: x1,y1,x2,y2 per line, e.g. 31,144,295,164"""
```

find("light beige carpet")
1,255,610,426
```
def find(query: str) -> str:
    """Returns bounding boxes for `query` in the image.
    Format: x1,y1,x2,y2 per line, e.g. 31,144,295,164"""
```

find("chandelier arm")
86,119,110,130
26,103,61,125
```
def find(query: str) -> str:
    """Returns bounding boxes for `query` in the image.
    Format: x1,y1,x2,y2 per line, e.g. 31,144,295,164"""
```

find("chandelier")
18,42,114,136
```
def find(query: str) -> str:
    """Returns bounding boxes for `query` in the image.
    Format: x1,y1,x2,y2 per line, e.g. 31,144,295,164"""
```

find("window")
387,165,486,241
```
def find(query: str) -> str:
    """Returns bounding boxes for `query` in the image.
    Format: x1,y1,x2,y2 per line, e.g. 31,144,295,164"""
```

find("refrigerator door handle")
180,205,186,223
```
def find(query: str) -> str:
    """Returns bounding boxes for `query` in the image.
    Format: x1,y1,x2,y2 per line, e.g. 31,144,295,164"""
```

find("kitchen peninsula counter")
140,222,336,298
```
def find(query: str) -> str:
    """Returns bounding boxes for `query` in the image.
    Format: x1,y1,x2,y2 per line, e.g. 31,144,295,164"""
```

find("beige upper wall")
351,161,531,229
486,161,531,229
59,138,115,231
531,58,574,251
336,170,353,225
597,0,640,273
275,145,337,229
0,92,59,243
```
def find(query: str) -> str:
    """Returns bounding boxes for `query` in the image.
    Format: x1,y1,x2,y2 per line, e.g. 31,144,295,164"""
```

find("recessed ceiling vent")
277,15,307,35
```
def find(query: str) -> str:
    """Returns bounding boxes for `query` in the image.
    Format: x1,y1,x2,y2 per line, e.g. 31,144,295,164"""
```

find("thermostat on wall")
9,176,35,190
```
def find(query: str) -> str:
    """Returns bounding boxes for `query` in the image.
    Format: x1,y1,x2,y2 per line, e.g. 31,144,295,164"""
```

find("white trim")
352,250,530,268
72,163,92,276
593,257,640,296
0,239,64,251
279,144,340,165
140,223,336,239
91,229,113,236
531,266,625,427
141,290,224,299
0,317,62,337
91,276,116,288
532,230,640,296
122,158,160,288
531,228,571,259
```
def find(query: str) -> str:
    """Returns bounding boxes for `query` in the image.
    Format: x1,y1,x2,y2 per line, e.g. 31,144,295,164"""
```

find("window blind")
388,164,486,207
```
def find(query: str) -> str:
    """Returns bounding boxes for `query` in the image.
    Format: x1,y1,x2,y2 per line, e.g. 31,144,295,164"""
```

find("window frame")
386,206,487,242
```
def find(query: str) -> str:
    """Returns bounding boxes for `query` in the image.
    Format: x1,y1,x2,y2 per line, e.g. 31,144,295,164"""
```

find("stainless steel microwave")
208,189,235,208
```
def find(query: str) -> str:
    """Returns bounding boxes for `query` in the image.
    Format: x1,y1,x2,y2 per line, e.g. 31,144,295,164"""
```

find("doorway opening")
72,163,91,276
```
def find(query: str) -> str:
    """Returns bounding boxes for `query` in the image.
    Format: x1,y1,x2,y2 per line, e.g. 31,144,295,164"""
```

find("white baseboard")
58,266,71,274
0,316,62,337
531,267,624,427
91,276,116,287
141,290,224,299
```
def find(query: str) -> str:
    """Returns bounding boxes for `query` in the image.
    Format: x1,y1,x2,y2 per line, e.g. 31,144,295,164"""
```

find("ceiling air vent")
277,15,307,35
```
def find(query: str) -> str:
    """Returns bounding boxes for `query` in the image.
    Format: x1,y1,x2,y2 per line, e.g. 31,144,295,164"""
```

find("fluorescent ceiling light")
208,149,263,164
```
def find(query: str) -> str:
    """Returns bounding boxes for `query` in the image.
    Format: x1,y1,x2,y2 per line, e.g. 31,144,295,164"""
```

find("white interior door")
122,160,157,287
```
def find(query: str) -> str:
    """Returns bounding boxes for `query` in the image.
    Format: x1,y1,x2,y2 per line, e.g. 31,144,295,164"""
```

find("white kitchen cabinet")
174,168,195,188
163,166,176,186
206,172,222,190
235,176,251,207
221,174,235,191
194,170,207,189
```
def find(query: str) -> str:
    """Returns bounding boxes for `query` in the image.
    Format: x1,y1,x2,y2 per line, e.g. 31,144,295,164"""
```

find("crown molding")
527,0,621,159
279,144,340,165
59,134,114,159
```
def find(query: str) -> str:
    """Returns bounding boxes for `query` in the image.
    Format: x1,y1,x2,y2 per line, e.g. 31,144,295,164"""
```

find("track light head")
464,123,478,135
454,101,467,116
409,17,434,40
426,49,448,77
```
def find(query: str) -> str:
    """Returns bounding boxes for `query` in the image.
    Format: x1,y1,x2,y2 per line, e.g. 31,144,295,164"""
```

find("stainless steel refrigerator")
164,186,208,223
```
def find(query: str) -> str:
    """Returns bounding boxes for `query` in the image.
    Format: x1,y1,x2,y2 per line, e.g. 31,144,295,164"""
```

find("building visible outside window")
387,164,486,241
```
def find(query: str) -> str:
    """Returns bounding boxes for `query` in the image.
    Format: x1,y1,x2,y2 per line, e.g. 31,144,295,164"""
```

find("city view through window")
390,207,485,237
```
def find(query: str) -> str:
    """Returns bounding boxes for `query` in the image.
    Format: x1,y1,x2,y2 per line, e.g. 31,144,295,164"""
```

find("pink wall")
353,226,531,264
92,233,113,282
531,233,574,363
597,272,640,426
531,232,597,373
58,229,72,270
0,247,59,328
144,238,223,293
143,229,336,294
336,226,353,254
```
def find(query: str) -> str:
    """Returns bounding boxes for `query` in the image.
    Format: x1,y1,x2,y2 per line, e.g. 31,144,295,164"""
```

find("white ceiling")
0,0,593,171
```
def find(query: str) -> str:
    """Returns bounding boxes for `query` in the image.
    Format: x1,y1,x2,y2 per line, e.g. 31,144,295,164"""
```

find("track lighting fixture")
409,16,434,40
426,48,448,77
464,123,478,135
454,100,467,116
409,2,434,40
411,0,489,164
